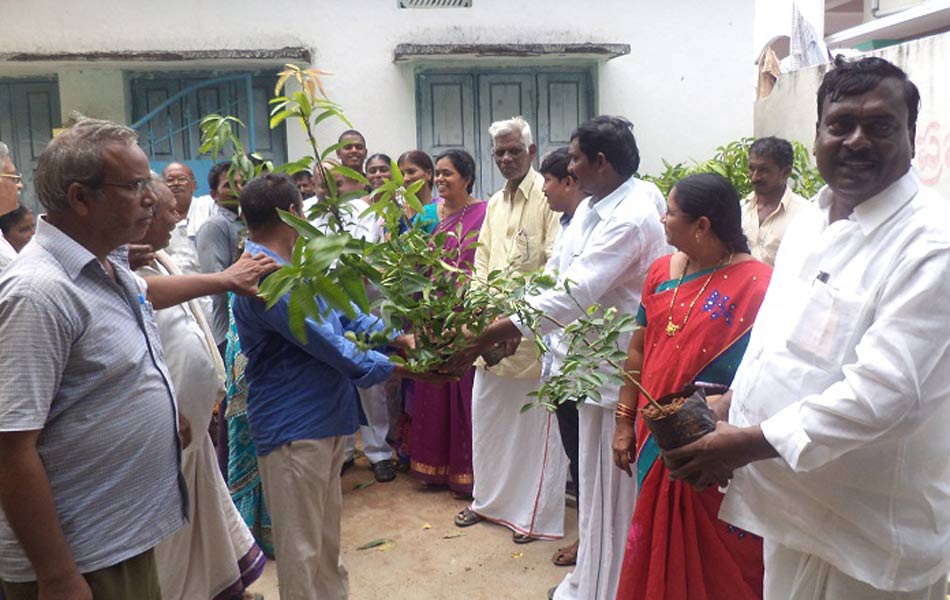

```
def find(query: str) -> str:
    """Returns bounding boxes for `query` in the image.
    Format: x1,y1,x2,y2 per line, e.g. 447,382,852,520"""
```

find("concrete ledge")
0,47,312,63
393,42,630,63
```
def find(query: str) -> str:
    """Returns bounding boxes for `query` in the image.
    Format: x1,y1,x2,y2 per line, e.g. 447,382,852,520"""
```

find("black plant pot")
639,384,716,450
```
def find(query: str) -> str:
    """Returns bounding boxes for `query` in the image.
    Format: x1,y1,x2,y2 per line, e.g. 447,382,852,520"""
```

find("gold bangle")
615,404,637,422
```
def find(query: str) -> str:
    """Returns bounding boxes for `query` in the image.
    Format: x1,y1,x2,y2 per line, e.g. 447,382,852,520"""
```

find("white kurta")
510,176,668,599
470,368,567,538
141,252,261,600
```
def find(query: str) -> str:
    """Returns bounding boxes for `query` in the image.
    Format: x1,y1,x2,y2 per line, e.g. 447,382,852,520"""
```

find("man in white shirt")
162,162,215,275
451,116,668,600
665,56,950,600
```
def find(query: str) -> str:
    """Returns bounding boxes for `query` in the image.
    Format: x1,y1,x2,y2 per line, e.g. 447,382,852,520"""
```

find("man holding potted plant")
666,56,950,599
449,115,669,600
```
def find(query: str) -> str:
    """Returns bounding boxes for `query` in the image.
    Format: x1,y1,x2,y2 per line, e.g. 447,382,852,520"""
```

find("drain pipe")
870,0,921,18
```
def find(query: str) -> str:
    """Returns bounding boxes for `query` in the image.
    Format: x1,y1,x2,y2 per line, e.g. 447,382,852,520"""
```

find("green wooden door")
417,68,593,198
0,79,62,214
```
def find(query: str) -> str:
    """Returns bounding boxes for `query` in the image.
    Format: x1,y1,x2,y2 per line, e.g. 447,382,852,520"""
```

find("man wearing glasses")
453,116,567,547
162,162,216,276
0,142,24,271
0,119,275,600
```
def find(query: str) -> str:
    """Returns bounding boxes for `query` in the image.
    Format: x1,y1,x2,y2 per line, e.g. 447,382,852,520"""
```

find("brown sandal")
552,539,579,566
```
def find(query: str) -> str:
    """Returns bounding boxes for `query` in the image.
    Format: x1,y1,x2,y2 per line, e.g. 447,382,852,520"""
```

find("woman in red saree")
613,173,772,600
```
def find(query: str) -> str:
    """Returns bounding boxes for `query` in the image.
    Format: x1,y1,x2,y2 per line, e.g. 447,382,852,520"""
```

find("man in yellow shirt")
741,137,807,266
453,117,566,545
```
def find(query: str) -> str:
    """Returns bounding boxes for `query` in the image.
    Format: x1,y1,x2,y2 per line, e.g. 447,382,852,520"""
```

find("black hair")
239,173,302,230
539,147,573,180
434,149,477,194
207,161,232,192
338,129,365,144
397,150,435,188
291,170,313,182
749,136,794,169
570,115,640,177
0,203,30,236
365,153,393,170
672,173,751,254
817,55,920,131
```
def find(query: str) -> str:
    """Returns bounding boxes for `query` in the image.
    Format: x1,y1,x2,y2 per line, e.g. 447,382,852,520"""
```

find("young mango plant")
202,64,651,410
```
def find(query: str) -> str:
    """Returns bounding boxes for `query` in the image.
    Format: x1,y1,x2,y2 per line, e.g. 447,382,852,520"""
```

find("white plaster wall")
754,32,950,198
0,0,755,176
58,69,129,124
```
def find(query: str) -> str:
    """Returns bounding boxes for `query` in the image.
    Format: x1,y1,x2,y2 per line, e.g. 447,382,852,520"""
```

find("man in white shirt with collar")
665,56,950,599
451,115,668,600
162,162,215,275
740,136,807,266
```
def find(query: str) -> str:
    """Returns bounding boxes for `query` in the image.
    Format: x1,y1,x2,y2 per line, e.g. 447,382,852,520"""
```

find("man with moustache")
162,162,216,275
448,115,668,600
666,56,950,600
740,136,806,266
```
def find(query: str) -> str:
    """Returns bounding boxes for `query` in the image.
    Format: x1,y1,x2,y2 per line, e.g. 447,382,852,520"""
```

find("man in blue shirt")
233,173,430,600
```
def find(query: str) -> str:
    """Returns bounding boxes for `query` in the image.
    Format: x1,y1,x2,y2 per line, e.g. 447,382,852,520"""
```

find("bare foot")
552,539,579,566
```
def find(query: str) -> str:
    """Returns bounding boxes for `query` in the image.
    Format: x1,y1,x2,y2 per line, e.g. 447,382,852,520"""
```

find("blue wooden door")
0,79,62,214
417,68,593,199
130,74,287,196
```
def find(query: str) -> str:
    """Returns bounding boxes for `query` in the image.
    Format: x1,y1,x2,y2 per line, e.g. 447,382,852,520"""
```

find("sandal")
512,532,537,544
454,507,482,527
552,539,579,566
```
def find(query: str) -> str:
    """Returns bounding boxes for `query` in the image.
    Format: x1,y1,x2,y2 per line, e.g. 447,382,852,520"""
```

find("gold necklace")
665,250,734,337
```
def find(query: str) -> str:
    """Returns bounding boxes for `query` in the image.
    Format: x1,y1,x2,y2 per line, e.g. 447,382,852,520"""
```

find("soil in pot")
640,384,716,450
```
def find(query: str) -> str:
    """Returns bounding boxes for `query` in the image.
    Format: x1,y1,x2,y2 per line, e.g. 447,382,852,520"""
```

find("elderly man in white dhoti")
137,179,272,600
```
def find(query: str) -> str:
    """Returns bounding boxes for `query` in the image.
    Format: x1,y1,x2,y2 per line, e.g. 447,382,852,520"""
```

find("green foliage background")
641,137,824,200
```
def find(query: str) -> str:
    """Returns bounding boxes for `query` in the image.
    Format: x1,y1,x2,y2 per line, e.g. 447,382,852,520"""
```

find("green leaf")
258,268,296,309
356,538,392,550
311,276,355,318
338,267,371,313
332,165,369,186
287,286,310,343
320,141,347,161
270,108,297,129
277,208,323,239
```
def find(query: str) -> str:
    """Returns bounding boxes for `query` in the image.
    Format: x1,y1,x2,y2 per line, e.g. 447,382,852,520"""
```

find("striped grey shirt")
0,218,186,582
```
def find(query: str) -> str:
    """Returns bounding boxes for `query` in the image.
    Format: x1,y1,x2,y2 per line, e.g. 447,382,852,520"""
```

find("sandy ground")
247,456,578,600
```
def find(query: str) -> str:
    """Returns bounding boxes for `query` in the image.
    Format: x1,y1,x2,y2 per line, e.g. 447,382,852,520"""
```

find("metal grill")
399,0,472,8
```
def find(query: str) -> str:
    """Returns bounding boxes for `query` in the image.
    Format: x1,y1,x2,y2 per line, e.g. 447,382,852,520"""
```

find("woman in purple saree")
408,149,486,496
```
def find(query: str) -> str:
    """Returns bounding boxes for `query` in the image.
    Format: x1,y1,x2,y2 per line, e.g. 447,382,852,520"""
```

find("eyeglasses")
164,176,194,185
94,179,152,196
0,173,22,183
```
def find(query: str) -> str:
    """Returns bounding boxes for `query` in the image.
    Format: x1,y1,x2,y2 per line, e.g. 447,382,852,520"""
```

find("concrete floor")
247,456,578,600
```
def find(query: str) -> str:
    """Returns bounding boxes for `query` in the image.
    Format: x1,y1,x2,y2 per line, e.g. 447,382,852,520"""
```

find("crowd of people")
0,54,948,600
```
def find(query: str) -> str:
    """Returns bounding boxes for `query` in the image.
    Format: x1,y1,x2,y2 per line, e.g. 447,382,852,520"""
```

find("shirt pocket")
785,281,864,370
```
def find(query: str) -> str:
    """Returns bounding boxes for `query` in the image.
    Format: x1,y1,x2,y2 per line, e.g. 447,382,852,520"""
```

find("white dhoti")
345,382,393,464
553,402,637,600
155,435,264,600
146,253,264,600
470,367,568,538
764,541,947,600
